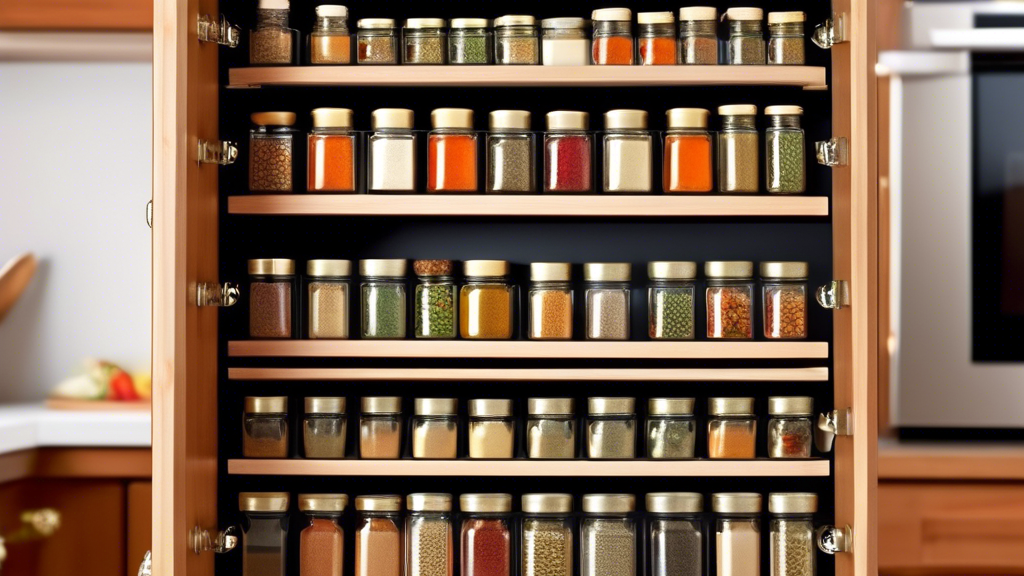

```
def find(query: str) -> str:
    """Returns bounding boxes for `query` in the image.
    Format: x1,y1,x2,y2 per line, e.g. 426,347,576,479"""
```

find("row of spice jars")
239,491,822,576
251,106,808,195
242,395,816,460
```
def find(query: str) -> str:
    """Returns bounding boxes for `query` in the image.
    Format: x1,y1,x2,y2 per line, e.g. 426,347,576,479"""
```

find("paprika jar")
411,398,458,459
544,111,593,194
638,12,677,65
468,399,515,459
706,261,754,339
648,261,697,340
646,492,704,576
766,106,806,194
428,108,478,193
299,493,347,576
587,397,636,459
355,495,403,576
528,262,573,340
250,111,301,193
308,107,356,193
460,494,513,576
522,493,574,576
243,396,289,458
450,18,493,64
309,4,351,64
725,7,766,65
646,398,696,459
527,398,576,459
487,110,536,194
359,396,402,459
240,492,290,576
581,494,637,576
664,108,713,193
584,262,631,340
303,396,346,459
707,397,756,459
250,0,299,65
404,18,447,65
368,108,417,193
356,18,398,64
717,105,759,194
767,396,813,459
406,493,454,576
307,259,351,340
713,493,762,576
604,109,653,194
769,493,817,576
768,11,806,65
592,8,634,65
679,6,718,65
542,17,589,66
359,259,407,340
460,260,515,340
495,15,539,65
249,258,297,339
762,261,808,339
413,259,457,340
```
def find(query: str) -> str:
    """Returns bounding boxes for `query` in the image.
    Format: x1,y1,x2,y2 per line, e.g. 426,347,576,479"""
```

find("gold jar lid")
451,18,490,29
712,492,762,514
405,18,446,29
372,108,414,130
490,110,531,131
495,15,536,27
760,261,809,279
638,11,675,24
311,108,354,129
251,111,296,126
768,396,813,416
469,399,513,418
359,259,406,278
414,398,457,416
724,7,764,21
582,493,635,514
542,17,587,30
407,493,452,512
531,262,572,282
240,492,290,512
705,261,754,279
765,105,804,117
431,108,474,130
413,260,455,277
605,109,648,130
769,492,818,514
666,108,710,129
546,110,589,131
298,493,348,512
307,259,352,277
647,492,703,514
357,18,395,29
708,397,755,416
460,493,513,513
584,263,631,282
768,11,806,24
249,259,295,276
245,396,287,414
355,494,403,512
361,396,401,414
648,398,695,416
463,260,510,277
648,261,697,280
592,8,632,21
305,397,346,414
528,397,574,416
522,493,573,514
717,104,758,116
588,397,635,416
679,6,718,21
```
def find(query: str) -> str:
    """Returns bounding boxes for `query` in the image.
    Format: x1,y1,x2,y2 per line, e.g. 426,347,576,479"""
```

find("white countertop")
0,403,151,455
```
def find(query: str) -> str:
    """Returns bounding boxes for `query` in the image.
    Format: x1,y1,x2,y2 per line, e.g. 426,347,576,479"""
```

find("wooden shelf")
228,194,830,218
229,367,829,381
228,458,830,477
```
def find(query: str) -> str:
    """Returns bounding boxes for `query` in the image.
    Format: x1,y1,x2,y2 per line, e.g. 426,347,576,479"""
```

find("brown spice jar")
356,516,402,576
300,518,343,576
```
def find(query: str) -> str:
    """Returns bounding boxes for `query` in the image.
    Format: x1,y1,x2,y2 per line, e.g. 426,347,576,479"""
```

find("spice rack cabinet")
152,0,877,575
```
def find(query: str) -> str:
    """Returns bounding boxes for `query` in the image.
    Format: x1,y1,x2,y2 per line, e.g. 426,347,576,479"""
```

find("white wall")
0,61,151,403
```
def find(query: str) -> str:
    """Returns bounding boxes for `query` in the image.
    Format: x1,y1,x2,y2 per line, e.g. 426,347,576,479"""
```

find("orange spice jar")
638,12,677,65
428,108,479,193
308,108,356,193
707,397,757,459
299,494,346,576
663,108,714,193
592,8,634,65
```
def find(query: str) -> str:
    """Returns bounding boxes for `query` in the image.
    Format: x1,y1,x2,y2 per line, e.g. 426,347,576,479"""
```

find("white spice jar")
603,109,653,193
468,399,515,459
541,17,590,65
411,398,458,459
584,262,632,340
368,108,417,193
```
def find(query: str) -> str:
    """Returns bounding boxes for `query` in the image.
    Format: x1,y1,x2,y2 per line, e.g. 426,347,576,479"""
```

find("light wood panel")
0,0,152,30
229,366,830,381
879,441,1024,480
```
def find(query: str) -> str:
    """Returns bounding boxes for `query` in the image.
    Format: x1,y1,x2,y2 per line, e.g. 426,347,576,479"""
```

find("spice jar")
428,108,478,193
762,261,808,339
303,397,346,459
307,259,351,339
307,108,356,193
592,8,634,65
584,263,631,340
495,15,539,65
406,494,454,576
460,494,513,576
355,495,403,576
648,261,697,340
604,110,653,194
249,258,296,339
251,0,298,65
404,18,447,65
243,396,289,458
646,398,696,459
769,493,817,576
544,111,593,194
359,396,402,459
309,5,351,64
664,108,713,193
450,19,493,64
527,398,576,459
250,111,301,193
638,12,677,65
369,108,417,193
413,260,457,339
357,18,398,64
707,397,757,459
768,12,806,65
487,110,536,194
522,494,574,576
766,106,806,195
360,259,407,339
717,105,759,194
460,260,514,340
768,396,813,459
528,262,573,340
299,494,347,576
679,7,718,65
587,397,636,459
240,492,290,576
581,494,637,576
411,398,458,459
713,493,762,576
706,261,754,339
541,18,589,66
647,492,704,576
725,8,766,65
468,399,515,459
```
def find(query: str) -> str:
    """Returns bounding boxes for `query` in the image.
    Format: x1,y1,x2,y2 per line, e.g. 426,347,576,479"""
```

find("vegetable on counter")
51,359,150,402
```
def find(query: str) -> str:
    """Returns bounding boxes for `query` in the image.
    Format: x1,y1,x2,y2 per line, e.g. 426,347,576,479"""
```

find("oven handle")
930,28,1024,51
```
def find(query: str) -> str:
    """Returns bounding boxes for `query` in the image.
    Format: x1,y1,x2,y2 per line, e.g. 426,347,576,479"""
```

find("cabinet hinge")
196,282,240,308
816,280,849,310
146,200,153,229
197,139,239,166
197,14,241,48
812,15,848,49
815,408,853,452
816,524,854,554
815,137,849,167
190,525,238,554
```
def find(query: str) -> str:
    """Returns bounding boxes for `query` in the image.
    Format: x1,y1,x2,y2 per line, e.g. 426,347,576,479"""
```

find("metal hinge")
817,524,854,554
196,282,240,308
816,280,849,310
815,137,849,167
197,139,239,166
815,408,853,452
812,15,848,49
146,200,153,229
197,14,241,48
190,525,239,554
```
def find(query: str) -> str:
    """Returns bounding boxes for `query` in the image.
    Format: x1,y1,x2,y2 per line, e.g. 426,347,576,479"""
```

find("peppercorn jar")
544,111,593,194
712,493,762,576
307,259,351,339
406,494,454,576
767,396,814,459
495,15,539,65
648,261,697,340
528,262,573,340
250,111,301,193
303,397,346,459
250,0,299,65
308,108,356,193
541,18,590,66
404,18,447,65
762,261,808,339
584,263,631,340
356,18,398,64
460,260,515,340
765,106,807,195
664,108,713,193
725,7,766,65
717,105,759,194
309,4,351,64
604,110,653,194
369,108,417,193
581,494,637,576
298,494,347,576
411,398,458,459
359,259,407,340
355,495,404,576
359,396,403,459
646,493,704,576
428,108,479,193
768,11,806,65
522,493,574,576
527,398,576,459
468,399,515,459
678,6,718,65
646,398,696,459
592,8,634,65
487,110,536,194
243,396,289,459
769,493,817,576
638,12,677,65
240,492,290,576
413,260,457,340
706,261,754,339
249,258,297,339
707,397,757,459
587,397,636,459
450,18,493,64
460,494,513,576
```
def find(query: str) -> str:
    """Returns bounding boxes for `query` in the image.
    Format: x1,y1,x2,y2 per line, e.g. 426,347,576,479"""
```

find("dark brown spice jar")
243,396,289,458
249,259,296,339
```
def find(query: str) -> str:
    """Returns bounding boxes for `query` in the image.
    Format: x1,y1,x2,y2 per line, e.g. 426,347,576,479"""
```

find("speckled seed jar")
249,111,300,193
766,106,806,194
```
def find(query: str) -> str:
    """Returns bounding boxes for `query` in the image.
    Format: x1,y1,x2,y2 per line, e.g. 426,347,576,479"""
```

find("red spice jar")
705,261,754,339
761,261,808,339
638,12,677,65
299,494,347,576
592,8,634,64
544,111,593,193
428,108,478,193
460,493,512,576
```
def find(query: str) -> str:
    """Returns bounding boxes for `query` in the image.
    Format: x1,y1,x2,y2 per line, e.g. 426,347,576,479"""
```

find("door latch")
815,408,853,452
196,282,240,308
815,137,849,167
190,525,239,555
812,15,848,49
816,280,849,310
816,524,854,554
197,14,241,48
197,139,239,166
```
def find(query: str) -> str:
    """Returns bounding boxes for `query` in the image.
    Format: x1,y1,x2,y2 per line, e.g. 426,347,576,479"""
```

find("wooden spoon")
0,252,37,324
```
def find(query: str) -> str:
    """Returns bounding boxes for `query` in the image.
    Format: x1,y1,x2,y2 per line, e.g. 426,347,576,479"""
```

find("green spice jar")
360,259,407,339
725,7,766,65
413,260,457,339
648,261,696,340
765,106,806,194
769,493,817,576
646,398,697,459
449,18,493,64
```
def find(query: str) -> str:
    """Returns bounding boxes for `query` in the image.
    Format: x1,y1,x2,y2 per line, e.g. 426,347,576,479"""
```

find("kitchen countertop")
0,402,151,455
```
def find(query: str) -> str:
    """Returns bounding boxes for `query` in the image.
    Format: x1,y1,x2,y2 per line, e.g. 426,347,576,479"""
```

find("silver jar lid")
307,259,352,277
708,397,755,416
648,398,695,416
495,15,536,27
460,493,513,513
414,398,457,416
542,17,586,30
451,18,490,29
405,18,446,29
531,262,572,282
646,492,703,514
588,397,635,416
583,262,631,282
357,18,396,29
522,493,573,514
490,110,531,131
249,259,295,276
407,493,452,512
469,399,513,418
648,261,697,280
768,396,813,416
359,259,406,278
298,493,348,512
705,261,754,279
361,396,401,414
245,396,287,414
528,397,574,416
769,492,818,514
760,261,809,279
582,493,635,514
240,492,289,512
355,494,402,511
711,492,762,514
305,397,346,414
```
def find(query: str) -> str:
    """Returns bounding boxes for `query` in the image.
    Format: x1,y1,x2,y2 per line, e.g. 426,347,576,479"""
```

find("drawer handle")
190,524,238,555
817,524,854,554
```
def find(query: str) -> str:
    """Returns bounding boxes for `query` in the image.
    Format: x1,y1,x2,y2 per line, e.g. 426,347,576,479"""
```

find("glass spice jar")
646,398,696,459
769,493,817,576
592,8,634,65
413,260,457,340
243,396,289,459
725,8,766,65
648,261,697,340
717,105,760,194
713,493,762,576
404,18,447,65
638,12,677,65
766,106,807,194
647,492,704,576
762,261,809,339
768,396,814,459
541,18,589,66
249,259,297,339
359,396,402,459
584,263,631,340
707,398,757,459
428,108,478,193
522,494,574,576
406,493,454,576
487,110,536,194
706,261,754,339
309,5,351,64
604,109,653,194
355,495,404,576
495,15,539,65
303,397,346,459
369,108,417,193
411,398,458,459
299,494,347,576
307,259,351,339
460,494,513,576
468,399,515,459
240,492,290,576
357,18,398,64
581,494,637,576
460,260,515,340
360,259,407,339
528,262,573,340
587,397,636,459
250,111,301,193
678,6,718,65
250,0,299,65
450,18,493,64
768,12,806,65
544,111,593,194
308,108,356,193
664,108,713,193
527,398,576,459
